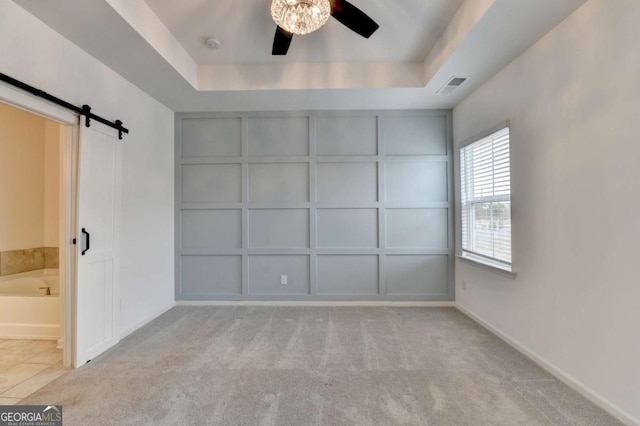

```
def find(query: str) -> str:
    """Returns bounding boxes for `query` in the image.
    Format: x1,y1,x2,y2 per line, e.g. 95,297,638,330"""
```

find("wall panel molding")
176,110,453,300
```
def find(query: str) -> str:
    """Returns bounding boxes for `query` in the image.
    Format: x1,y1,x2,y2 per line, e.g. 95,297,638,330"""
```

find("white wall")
453,0,640,423
0,102,45,252
0,1,175,336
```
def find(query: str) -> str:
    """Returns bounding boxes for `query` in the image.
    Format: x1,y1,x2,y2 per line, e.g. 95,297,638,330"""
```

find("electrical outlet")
462,280,467,291
280,275,288,285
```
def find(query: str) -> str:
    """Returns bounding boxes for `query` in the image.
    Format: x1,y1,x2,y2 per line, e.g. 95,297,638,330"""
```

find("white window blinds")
460,127,512,269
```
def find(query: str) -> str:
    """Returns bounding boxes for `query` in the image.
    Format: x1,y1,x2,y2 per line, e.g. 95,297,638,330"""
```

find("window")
460,126,512,271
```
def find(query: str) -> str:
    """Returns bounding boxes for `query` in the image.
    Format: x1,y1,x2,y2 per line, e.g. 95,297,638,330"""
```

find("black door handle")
81,228,90,255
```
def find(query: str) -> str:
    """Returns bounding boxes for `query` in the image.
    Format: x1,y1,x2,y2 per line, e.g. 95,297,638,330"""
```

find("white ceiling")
143,0,465,64
13,0,587,112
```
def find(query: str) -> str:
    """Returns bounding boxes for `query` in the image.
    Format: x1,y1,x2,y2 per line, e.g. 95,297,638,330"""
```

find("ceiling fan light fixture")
271,0,331,35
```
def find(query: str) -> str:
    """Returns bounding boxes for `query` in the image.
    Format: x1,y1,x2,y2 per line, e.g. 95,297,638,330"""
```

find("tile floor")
0,339,69,405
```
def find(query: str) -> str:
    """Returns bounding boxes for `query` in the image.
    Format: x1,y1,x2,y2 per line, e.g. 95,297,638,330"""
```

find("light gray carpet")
22,307,620,425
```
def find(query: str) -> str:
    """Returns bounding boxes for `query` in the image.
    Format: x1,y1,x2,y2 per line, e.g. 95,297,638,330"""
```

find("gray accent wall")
176,111,454,301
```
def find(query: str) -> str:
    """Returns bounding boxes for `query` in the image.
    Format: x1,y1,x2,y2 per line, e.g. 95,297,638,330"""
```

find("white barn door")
74,124,122,367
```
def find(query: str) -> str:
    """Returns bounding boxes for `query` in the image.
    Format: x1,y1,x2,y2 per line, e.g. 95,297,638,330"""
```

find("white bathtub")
0,269,61,339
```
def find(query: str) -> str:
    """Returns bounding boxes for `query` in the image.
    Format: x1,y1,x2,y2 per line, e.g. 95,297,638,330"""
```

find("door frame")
0,83,78,368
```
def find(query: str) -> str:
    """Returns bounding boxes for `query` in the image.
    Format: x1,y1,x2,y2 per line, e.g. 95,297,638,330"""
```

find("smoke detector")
437,76,468,95
204,38,221,50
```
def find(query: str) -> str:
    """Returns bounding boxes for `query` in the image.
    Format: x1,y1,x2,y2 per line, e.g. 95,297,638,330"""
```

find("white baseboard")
0,323,60,340
176,301,455,307
119,302,176,339
455,303,639,426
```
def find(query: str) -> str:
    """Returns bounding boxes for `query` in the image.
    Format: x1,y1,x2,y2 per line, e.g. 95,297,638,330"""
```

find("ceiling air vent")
437,76,468,95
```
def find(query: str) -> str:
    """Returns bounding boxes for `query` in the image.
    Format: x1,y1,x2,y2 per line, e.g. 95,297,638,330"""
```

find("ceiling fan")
271,0,379,55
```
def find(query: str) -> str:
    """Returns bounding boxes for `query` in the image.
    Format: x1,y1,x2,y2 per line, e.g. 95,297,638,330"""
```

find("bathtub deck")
0,339,69,405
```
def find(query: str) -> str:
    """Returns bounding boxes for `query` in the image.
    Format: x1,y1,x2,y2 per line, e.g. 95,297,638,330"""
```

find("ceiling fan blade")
331,0,379,39
272,26,293,55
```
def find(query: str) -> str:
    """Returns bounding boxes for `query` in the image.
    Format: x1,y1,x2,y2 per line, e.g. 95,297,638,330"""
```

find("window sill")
456,254,518,279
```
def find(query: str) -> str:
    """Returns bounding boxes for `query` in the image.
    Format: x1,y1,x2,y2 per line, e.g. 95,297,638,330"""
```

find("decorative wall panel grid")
176,111,453,300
